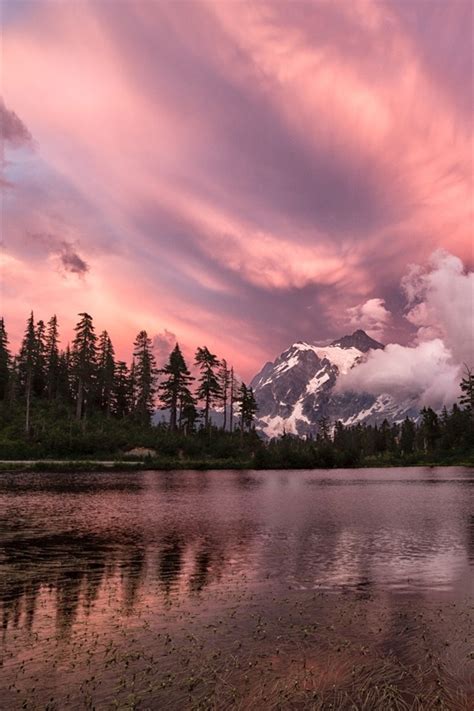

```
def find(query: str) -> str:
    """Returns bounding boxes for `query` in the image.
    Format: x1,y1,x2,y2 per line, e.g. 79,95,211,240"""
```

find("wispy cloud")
1,0,472,375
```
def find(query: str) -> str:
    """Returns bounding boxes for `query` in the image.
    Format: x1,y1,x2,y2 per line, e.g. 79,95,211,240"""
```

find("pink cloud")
2,0,472,379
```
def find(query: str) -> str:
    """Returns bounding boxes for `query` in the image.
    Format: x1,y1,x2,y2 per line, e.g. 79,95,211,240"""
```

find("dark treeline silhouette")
0,313,473,466
1,508,255,635
0,312,258,459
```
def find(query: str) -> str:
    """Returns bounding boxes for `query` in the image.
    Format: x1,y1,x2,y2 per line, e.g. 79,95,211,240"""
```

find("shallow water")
1,467,473,709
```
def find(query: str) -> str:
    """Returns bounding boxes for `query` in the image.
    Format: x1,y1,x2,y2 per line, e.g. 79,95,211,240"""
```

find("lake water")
1,467,473,709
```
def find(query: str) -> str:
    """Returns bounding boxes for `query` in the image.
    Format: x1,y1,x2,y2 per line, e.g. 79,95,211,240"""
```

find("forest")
0,312,472,468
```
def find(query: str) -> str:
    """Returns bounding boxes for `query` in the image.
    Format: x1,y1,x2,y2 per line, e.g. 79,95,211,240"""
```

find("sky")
1,0,473,379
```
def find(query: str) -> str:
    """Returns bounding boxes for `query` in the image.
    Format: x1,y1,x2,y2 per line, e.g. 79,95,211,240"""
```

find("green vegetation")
0,313,472,468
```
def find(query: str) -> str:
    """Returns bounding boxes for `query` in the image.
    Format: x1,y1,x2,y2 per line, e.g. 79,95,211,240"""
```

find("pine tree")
71,313,97,419
96,330,116,415
229,366,238,434
113,361,130,418
158,344,195,431
333,420,346,450
400,417,416,455
18,312,37,434
317,416,331,443
459,366,474,421
45,316,60,400
419,407,440,453
57,348,72,402
8,356,20,405
245,386,258,430
218,359,230,430
195,346,222,428
0,317,11,400
33,319,47,397
128,358,137,413
178,388,199,435
237,382,258,432
132,331,157,424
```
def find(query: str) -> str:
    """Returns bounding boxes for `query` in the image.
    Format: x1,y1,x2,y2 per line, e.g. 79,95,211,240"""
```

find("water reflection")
1,469,473,632
0,468,472,709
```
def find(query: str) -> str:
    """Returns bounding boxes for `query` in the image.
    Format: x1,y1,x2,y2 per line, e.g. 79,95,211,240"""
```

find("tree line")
0,312,257,435
0,312,472,466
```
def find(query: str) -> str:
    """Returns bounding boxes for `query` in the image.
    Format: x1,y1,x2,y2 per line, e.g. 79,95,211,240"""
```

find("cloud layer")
338,252,473,409
1,0,472,376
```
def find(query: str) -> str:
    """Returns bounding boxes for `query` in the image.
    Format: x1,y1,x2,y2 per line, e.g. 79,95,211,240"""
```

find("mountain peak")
330,330,384,353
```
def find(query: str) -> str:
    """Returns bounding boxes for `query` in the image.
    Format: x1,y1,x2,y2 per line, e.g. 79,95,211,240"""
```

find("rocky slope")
251,330,419,438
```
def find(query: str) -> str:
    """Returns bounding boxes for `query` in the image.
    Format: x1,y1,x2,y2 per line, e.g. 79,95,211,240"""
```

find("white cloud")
338,251,474,410
402,250,474,365
347,297,391,339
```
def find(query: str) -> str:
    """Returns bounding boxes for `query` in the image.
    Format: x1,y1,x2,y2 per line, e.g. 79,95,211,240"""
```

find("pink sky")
1,0,472,378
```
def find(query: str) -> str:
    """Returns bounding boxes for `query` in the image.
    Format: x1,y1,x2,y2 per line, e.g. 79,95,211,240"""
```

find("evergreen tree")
400,417,416,455
18,312,37,434
333,420,346,450
419,407,440,453
218,359,230,430
178,388,199,435
32,319,47,397
132,330,157,424
45,315,60,400
113,361,130,418
57,348,72,402
128,358,137,413
237,382,258,432
0,317,11,400
317,416,331,443
229,366,238,433
195,346,221,428
71,313,97,420
159,344,195,431
459,366,474,421
8,356,20,405
96,330,116,415
245,386,258,430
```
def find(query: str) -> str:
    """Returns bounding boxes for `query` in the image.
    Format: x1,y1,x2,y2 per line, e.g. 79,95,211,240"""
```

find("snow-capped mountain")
251,330,419,438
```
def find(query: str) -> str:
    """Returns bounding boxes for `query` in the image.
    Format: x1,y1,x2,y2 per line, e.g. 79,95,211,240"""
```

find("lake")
1,467,473,709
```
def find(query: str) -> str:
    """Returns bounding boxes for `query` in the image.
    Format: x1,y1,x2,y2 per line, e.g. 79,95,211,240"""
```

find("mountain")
251,330,419,438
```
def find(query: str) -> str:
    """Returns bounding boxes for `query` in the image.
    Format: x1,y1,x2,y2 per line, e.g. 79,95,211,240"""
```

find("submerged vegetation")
0,313,473,467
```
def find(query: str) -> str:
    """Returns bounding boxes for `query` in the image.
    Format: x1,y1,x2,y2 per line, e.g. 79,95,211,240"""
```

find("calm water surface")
1,467,473,709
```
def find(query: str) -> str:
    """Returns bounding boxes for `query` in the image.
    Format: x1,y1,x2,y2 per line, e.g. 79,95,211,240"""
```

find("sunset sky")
2,0,472,378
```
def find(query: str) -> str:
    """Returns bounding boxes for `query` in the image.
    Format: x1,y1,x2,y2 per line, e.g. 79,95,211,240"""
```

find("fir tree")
33,319,47,397
195,346,221,428
8,356,20,405
229,366,238,434
71,313,97,420
159,344,195,431
18,312,37,434
57,348,72,402
218,359,230,431
400,417,416,455
237,382,258,432
96,330,115,415
333,420,346,450
459,365,474,420
128,358,137,413
0,317,11,400
132,331,157,424
178,388,199,435
419,407,440,452
113,361,130,418
317,416,331,443
45,315,60,400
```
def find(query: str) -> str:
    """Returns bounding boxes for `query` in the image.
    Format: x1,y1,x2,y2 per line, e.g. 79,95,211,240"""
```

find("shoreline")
0,459,472,473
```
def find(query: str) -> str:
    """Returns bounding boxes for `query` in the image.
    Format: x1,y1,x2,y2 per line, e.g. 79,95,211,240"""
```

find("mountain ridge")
251,330,418,438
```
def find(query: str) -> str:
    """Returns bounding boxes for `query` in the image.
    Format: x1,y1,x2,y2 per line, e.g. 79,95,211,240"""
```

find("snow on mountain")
251,330,419,438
